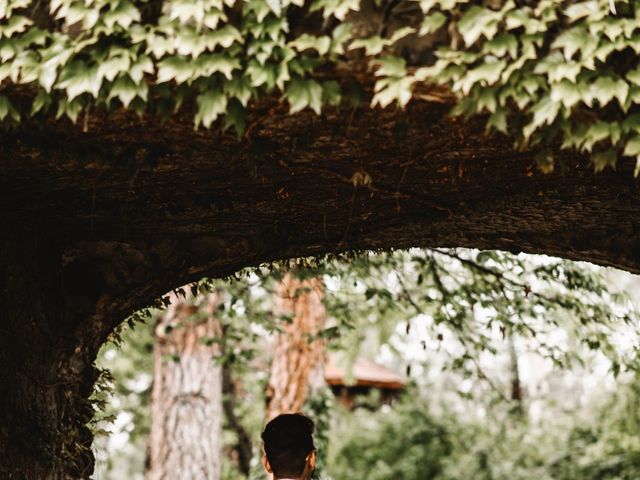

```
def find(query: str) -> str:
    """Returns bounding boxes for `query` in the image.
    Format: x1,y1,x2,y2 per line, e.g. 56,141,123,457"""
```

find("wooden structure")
324,356,407,409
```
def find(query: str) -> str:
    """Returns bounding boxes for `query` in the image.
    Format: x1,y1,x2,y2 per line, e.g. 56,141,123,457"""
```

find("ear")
262,454,273,474
306,450,316,470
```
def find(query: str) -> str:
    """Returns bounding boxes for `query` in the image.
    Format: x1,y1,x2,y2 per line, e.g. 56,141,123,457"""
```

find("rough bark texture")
146,291,223,480
0,232,97,479
266,274,327,421
2,83,640,477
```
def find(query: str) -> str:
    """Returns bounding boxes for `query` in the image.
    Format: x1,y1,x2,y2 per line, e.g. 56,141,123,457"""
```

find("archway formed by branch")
1,92,640,478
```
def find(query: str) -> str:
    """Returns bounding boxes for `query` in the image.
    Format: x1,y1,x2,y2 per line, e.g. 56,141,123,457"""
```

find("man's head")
261,413,316,480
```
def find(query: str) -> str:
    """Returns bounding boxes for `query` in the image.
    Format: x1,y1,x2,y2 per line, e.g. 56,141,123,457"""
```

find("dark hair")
262,413,315,478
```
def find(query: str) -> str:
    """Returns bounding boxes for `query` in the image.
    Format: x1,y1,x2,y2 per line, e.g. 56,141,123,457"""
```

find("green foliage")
322,249,639,384
327,373,640,480
94,248,640,478
328,398,453,480
405,0,640,173
2,1,640,172
0,0,352,130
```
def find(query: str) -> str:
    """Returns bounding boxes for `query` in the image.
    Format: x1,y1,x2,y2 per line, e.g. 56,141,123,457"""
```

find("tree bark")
2,78,640,477
266,274,327,421
146,291,223,480
221,364,253,477
0,233,97,479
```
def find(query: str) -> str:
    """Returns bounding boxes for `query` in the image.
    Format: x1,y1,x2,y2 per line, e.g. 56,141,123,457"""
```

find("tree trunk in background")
146,291,223,480
222,364,253,477
266,274,327,421
509,334,524,417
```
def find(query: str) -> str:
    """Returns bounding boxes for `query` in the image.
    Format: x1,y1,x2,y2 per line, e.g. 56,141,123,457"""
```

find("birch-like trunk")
266,273,327,421
146,291,223,480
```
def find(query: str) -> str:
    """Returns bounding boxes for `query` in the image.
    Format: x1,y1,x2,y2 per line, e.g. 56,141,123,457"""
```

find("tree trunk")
146,291,223,480
0,233,97,479
509,334,524,417
266,273,327,421
3,74,640,478
222,364,253,477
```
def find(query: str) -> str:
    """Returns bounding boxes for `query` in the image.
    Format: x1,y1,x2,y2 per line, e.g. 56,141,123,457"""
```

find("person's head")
261,413,316,480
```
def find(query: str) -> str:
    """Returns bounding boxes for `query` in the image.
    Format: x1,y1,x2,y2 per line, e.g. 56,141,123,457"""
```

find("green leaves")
419,12,447,36
587,76,629,107
285,78,323,114
56,61,102,100
372,56,414,108
195,89,227,128
458,6,501,46
0,94,19,121
0,0,640,164
350,27,415,57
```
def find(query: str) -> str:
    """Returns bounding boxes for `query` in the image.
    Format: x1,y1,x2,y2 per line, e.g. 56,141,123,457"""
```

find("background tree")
94,248,640,480
146,290,224,480
266,273,327,421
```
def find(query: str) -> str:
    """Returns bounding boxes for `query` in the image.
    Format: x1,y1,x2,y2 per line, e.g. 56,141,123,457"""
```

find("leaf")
330,22,352,55
626,67,640,86
589,76,628,106
322,80,341,107
157,56,194,84
203,25,242,51
108,75,139,107
623,135,640,157
375,56,406,78
0,94,10,120
550,80,583,109
266,0,282,16
30,90,50,115
350,35,386,56
223,97,246,135
56,62,102,100
38,62,58,93
56,97,83,123
458,6,499,46
285,78,323,114
523,96,560,139
565,1,601,22
485,33,518,58
310,0,359,20
552,26,590,61
224,76,252,106
289,34,331,56
591,148,617,172
195,89,227,128
372,76,415,108
457,60,505,95
194,54,239,80
420,12,447,36
102,0,141,30
389,26,415,44
98,54,131,82
487,110,507,134
582,121,610,152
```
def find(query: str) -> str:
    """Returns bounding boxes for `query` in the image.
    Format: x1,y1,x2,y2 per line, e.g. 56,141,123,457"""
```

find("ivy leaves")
2,0,640,173
396,0,640,173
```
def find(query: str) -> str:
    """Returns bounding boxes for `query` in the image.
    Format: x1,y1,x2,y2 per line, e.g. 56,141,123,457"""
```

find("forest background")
92,248,640,480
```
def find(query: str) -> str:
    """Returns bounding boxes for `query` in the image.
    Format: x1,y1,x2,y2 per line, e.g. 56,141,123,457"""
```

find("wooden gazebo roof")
324,356,407,390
